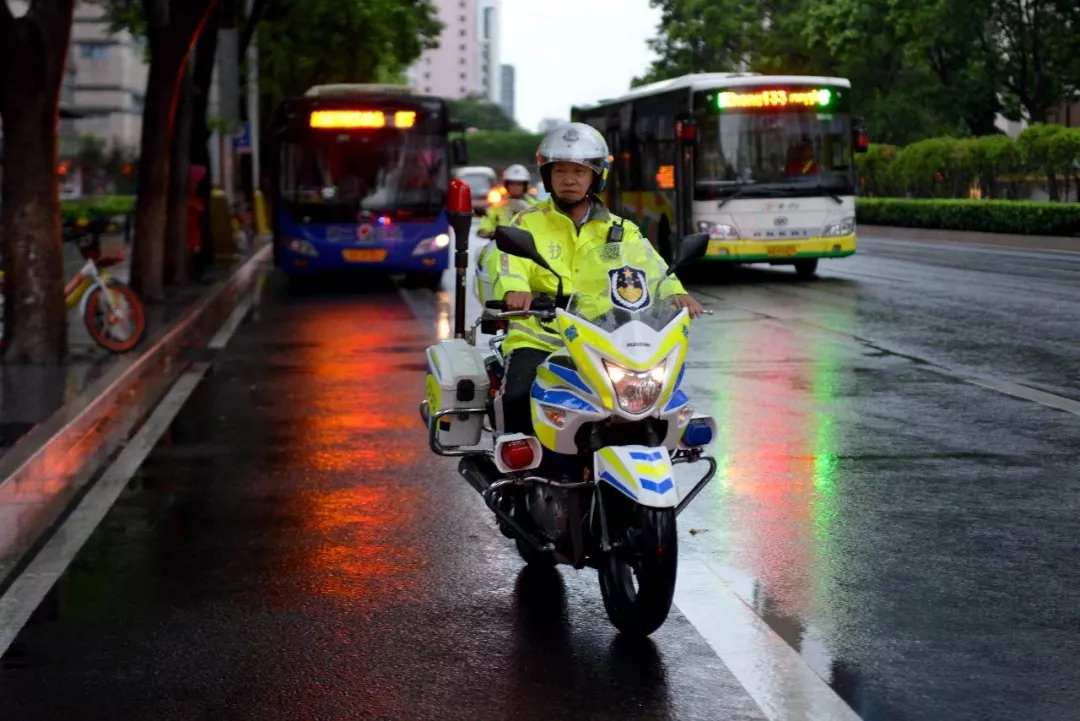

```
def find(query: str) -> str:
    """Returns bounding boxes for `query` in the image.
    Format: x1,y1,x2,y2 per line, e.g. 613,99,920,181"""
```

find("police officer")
475,164,538,304
492,122,704,435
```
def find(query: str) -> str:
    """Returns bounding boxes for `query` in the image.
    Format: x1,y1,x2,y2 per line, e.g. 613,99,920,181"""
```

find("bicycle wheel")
83,283,146,353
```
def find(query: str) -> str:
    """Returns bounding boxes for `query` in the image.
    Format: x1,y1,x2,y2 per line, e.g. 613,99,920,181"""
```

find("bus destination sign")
717,88,833,110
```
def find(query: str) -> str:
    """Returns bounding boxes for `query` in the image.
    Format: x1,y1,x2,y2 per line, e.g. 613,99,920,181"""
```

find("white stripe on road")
967,379,1080,417
0,289,254,657
674,559,862,721
209,294,254,349
0,364,208,657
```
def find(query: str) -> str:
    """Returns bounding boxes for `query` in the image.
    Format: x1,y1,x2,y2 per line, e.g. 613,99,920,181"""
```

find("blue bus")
268,84,467,287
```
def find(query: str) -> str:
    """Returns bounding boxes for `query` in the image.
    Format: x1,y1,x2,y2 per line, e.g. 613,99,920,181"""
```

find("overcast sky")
501,0,661,132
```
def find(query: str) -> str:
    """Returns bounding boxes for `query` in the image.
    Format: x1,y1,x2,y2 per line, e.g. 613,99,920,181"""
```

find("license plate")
342,249,388,262
766,244,797,257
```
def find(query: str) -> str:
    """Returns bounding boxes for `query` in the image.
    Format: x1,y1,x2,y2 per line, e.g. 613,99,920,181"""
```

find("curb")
0,243,272,587
859,225,1080,254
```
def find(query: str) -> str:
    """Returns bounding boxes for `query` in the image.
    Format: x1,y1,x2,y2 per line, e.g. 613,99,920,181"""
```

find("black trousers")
502,348,550,435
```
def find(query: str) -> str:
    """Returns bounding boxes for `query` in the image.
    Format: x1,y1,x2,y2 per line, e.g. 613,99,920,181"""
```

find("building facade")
499,64,515,120
407,0,501,102
69,3,148,151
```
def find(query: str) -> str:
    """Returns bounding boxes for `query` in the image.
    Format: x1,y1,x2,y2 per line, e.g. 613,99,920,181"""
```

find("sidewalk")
0,236,249,457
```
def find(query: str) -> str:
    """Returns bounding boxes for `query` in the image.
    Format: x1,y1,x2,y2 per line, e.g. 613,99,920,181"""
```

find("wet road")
3,234,1080,720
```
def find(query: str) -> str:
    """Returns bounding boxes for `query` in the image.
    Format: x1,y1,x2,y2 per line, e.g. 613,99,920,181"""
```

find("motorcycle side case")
425,338,490,447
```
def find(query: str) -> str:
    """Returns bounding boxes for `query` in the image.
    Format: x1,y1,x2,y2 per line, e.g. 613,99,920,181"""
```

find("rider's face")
505,181,527,198
551,162,592,201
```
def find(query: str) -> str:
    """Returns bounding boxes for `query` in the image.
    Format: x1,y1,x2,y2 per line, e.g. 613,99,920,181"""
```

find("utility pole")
217,0,239,207
245,0,260,198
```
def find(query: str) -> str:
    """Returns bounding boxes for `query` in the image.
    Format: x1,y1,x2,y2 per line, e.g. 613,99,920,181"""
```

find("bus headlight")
287,238,319,257
821,216,855,237
604,360,665,415
697,221,740,240
412,232,451,255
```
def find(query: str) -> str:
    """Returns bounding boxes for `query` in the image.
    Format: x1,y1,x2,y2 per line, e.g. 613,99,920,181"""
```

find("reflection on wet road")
3,235,1080,720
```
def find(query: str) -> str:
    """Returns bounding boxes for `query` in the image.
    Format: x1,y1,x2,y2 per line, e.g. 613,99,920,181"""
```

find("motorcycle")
420,227,718,636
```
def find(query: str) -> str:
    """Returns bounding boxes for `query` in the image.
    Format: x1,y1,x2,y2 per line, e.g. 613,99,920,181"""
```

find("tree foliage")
258,0,442,115
448,97,517,131
635,0,1080,145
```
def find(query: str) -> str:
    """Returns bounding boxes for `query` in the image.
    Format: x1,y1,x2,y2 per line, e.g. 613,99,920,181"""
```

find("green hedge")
461,130,542,169
60,195,134,223
856,198,1080,236
856,124,1080,201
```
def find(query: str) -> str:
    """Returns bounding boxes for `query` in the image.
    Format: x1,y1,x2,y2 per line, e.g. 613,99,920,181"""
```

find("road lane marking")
0,287,253,657
966,379,1080,417
209,294,254,349
674,559,861,721
0,364,209,657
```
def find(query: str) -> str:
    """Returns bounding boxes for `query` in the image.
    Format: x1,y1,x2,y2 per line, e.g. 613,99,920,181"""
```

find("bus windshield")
695,111,854,199
279,129,448,222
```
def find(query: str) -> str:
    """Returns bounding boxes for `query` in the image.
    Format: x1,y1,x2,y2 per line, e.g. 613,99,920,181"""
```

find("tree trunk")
191,5,220,277
130,42,182,301
129,0,219,300
0,1,76,363
164,63,195,286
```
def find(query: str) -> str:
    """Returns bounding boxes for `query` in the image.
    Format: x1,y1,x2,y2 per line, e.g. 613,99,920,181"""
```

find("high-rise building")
408,0,500,101
500,64,515,120
69,3,148,150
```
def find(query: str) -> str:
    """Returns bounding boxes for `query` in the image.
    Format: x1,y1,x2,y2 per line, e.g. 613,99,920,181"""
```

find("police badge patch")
608,266,650,311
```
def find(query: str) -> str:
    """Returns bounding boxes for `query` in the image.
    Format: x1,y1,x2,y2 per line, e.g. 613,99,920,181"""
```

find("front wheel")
794,258,818,279
84,283,146,353
597,506,678,636
404,271,442,291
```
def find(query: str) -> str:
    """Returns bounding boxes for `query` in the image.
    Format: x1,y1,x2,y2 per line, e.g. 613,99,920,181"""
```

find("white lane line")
0,285,254,656
0,364,209,657
966,379,1080,417
209,293,254,349
674,559,861,721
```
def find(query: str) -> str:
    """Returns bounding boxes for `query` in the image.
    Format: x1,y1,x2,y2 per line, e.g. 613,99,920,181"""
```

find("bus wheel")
794,258,818,279
658,216,673,264
405,272,442,291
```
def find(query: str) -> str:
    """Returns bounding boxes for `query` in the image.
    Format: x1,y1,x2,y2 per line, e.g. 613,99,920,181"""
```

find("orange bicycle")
0,244,146,353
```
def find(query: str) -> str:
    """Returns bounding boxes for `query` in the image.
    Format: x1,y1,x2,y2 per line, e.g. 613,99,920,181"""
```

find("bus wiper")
715,183,789,210
812,179,844,204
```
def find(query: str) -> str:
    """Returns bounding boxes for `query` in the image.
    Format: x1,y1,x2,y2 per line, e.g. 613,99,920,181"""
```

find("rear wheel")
598,505,678,636
794,258,818,279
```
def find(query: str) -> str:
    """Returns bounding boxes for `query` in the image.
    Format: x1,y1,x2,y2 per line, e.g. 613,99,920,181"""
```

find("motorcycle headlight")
821,215,855,237
604,360,666,415
697,221,740,240
412,232,451,255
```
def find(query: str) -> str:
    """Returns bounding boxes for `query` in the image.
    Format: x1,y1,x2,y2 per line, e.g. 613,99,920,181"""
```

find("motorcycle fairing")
594,445,678,508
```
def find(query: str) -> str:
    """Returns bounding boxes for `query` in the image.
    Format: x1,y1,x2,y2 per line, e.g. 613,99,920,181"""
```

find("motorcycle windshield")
565,242,683,333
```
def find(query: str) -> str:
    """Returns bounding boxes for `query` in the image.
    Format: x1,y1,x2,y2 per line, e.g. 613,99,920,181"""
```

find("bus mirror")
668,232,710,275
451,138,469,166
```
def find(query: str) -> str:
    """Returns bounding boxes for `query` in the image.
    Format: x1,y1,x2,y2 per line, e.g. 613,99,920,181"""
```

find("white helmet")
535,122,609,193
502,164,531,183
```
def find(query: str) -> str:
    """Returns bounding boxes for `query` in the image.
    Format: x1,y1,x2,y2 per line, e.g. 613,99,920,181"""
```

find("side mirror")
667,232,710,275
853,117,869,153
451,138,469,166
494,226,548,268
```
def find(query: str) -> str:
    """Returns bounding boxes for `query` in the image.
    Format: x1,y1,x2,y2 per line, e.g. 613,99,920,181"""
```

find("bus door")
606,125,623,215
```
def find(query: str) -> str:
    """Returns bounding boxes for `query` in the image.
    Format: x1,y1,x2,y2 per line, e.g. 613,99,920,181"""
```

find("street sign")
234,123,251,153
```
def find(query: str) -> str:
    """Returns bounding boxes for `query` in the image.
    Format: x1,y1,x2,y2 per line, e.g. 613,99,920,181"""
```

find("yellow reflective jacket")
477,194,538,238
492,195,687,354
